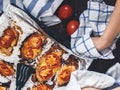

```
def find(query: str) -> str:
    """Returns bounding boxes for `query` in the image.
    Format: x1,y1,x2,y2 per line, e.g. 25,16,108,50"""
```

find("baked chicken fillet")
0,60,14,76
21,32,45,60
57,65,77,86
36,45,63,83
32,84,52,90
36,61,53,83
0,26,21,56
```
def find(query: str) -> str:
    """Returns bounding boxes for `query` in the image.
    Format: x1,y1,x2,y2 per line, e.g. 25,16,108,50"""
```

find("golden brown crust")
21,32,45,60
65,55,79,69
56,55,79,86
0,26,21,56
36,61,53,83
32,84,52,90
57,65,77,86
0,86,7,90
36,45,63,83
0,60,14,76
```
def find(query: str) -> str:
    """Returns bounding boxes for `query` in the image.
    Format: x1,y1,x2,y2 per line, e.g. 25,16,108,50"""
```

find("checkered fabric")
71,0,120,59
0,0,63,26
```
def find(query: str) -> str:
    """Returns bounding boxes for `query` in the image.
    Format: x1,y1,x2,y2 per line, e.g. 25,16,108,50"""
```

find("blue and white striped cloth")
71,0,120,59
0,0,63,26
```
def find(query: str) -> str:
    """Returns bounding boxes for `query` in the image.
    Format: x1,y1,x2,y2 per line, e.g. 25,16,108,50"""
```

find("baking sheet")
0,4,90,90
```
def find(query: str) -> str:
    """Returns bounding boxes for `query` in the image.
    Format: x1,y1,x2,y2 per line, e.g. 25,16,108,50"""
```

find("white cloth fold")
106,63,120,82
71,0,120,59
54,70,115,90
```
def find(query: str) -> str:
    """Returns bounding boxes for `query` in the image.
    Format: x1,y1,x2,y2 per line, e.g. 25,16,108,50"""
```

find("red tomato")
66,20,79,36
58,4,73,20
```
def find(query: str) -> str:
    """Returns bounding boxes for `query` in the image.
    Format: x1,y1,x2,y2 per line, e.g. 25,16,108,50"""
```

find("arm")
92,0,120,51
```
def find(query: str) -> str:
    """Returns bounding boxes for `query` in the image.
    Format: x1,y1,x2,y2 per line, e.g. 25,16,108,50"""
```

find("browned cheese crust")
32,84,52,90
0,60,14,76
0,26,22,56
36,44,63,83
21,32,45,60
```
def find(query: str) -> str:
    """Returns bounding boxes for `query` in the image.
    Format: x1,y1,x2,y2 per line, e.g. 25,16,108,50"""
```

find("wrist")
101,35,114,48
92,36,113,51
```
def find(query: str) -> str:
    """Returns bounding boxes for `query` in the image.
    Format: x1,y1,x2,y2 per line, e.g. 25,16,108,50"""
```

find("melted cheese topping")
32,84,52,90
21,32,45,60
40,69,52,77
0,86,7,90
0,60,14,76
57,65,74,85
0,26,21,56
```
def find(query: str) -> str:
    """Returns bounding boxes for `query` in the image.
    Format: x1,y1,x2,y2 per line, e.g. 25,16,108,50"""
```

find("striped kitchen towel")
0,0,63,26
71,0,120,59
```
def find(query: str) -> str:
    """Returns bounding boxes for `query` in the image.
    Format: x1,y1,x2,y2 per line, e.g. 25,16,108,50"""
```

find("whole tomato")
66,20,79,36
58,4,73,20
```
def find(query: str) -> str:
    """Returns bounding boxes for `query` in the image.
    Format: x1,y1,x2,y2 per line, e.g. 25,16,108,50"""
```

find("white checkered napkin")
0,0,63,26
71,0,120,59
